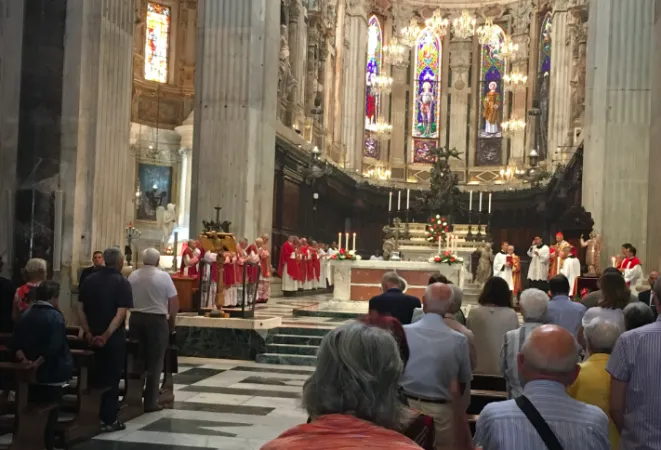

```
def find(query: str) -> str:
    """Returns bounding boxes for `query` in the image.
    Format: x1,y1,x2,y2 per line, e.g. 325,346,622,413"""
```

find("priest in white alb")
560,246,581,297
527,236,550,291
493,241,514,291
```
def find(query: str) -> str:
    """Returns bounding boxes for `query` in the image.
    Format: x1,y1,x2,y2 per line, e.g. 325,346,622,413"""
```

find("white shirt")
493,251,513,290
128,265,178,315
527,245,550,281
560,257,581,296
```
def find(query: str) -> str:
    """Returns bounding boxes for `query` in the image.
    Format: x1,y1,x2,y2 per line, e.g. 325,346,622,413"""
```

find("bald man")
475,325,610,450
400,283,472,450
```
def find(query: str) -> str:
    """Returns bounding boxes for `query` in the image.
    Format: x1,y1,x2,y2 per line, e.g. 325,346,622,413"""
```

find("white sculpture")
156,203,177,247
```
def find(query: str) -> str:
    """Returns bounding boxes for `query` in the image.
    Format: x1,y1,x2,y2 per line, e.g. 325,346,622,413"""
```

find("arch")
365,15,383,159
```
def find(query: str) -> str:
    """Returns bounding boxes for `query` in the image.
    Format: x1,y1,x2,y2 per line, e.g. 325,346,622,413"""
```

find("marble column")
341,0,368,171
0,0,24,277
288,0,306,127
175,111,194,236
190,0,279,240
548,2,573,162
583,0,659,269
59,0,134,316
448,40,472,164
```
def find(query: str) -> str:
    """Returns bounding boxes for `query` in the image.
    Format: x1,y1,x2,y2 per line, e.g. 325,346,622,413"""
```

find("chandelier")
501,118,526,136
367,118,393,141
371,74,394,95
452,10,476,40
499,159,525,182
495,35,519,60
399,18,421,48
384,37,409,67
477,17,497,45
364,162,392,181
503,70,528,90
425,9,449,37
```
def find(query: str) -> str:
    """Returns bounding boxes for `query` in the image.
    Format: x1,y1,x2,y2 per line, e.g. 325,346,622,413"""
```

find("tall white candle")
345,233,349,250
469,191,473,211
388,192,392,211
397,191,401,211
406,189,410,210
438,235,441,254
338,232,342,249
352,233,357,251
479,192,483,212
488,193,492,214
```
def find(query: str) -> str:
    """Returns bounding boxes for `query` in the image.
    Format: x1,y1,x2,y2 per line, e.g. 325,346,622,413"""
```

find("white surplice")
527,245,550,282
317,249,328,289
560,256,581,296
623,261,643,292
282,251,298,292
493,251,514,290
327,248,339,285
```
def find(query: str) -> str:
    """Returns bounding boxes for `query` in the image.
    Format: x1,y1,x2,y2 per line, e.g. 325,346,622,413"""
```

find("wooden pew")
468,374,509,434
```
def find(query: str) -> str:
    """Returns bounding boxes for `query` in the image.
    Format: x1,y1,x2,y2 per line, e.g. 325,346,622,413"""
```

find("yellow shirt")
567,353,620,450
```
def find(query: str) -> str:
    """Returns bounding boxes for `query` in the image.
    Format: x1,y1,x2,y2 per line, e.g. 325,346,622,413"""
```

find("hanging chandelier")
499,159,525,182
367,118,393,141
399,18,421,48
371,74,394,95
364,162,392,181
503,70,528,90
477,17,497,45
452,10,476,40
495,35,519,60
384,37,409,67
501,118,526,136
425,9,449,37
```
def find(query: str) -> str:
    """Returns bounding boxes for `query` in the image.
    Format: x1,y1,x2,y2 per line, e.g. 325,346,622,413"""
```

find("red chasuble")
311,251,320,281
278,241,299,280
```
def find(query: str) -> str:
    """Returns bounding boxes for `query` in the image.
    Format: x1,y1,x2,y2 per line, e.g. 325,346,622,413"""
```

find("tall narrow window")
537,13,552,160
365,15,382,159
145,2,171,83
411,27,441,164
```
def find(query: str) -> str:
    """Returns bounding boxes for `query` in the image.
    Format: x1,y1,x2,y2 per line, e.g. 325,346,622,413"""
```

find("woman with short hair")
12,258,48,323
581,272,629,332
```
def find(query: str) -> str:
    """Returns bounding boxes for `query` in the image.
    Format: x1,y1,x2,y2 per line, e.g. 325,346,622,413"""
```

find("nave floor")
72,357,314,450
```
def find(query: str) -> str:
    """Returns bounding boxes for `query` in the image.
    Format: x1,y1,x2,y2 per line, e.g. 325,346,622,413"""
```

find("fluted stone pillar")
548,3,572,161
389,65,408,168
341,0,368,171
0,0,24,277
288,0,306,127
190,0,279,241
583,0,660,269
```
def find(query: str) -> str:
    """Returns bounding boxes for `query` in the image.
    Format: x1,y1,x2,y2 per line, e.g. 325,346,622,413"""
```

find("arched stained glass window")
364,15,382,159
539,13,552,75
411,27,441,164
537,12,552,160
479,26,505,139
145,2,171,83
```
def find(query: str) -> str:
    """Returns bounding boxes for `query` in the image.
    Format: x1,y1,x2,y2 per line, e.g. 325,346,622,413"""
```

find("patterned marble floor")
252,293,358,328
71,357,314,450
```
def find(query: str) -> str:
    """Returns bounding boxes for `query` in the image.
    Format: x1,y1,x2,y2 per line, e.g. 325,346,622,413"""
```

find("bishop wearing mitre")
548,232,571,279
278,235,299,295
560,246,581,297
493,241,514,291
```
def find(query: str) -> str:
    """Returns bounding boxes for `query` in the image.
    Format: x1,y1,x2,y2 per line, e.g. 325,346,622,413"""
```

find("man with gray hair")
368,272,421,325
623,301,655,331
128,248,179,412
401,282,472,448
608,279,661,450
476,325,610,450
78,247,133,431
500,288,548,398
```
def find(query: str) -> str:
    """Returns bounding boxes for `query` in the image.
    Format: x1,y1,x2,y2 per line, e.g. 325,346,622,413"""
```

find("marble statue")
580,231,602,276
417,81,435,137
278,25,297,98
476,243,494,286
382,238,396,261
482,82,501,135
156,203,177,247
571,43,587,126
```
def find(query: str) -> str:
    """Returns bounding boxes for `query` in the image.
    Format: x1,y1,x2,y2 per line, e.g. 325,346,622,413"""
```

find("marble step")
276,326,332,337
256,352,317,366
266,343,319,356
271,334,324,346
292,309,363,320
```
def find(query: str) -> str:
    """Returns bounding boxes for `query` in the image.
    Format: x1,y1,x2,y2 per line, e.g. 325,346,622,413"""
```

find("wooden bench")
467,374,508,433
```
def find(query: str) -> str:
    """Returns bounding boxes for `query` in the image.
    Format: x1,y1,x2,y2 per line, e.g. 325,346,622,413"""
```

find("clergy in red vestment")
619,244,643,290
299,238,313,290
278,236,299,294
256,238,271,303
310,241,321,289
179,239,200,278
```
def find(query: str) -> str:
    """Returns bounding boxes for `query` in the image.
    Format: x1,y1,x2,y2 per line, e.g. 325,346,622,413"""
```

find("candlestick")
352,233,357,252
611,256,616,267
397,191,401,211
338,232,342,249
479,192,483,212
345,233,349,250
469,191,473,211
406,189,410,210
488,192,492,214
388,192,392,211
438,236,441,254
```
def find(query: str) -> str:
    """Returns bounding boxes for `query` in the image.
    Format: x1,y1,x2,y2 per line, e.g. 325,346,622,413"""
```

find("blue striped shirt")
606,316,661,450
474,379,610,450
546,295,586,338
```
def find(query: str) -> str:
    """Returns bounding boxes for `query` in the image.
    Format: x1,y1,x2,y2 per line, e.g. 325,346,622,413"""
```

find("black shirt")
368,288,422,325
79,265,102,287
78,267,133,338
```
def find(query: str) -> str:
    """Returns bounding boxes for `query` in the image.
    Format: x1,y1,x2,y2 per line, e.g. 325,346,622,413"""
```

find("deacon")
560,246,581,297
620,244,643,290
278,235,299,295
527,236,550,291
299,238,312,291
507,245,522,298
549,232,571,278
493,241,514,291
310,241,321,289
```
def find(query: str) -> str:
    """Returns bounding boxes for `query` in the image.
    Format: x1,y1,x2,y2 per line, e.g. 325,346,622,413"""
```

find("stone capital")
553,0,570,13
289,0,303,22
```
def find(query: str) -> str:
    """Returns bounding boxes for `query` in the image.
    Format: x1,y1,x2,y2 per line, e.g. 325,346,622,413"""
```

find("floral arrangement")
330,248,362,261
426,214,449,243
429,251,464,265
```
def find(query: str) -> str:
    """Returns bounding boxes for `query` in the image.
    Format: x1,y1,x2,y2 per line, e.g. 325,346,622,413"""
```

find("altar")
331,260,465,301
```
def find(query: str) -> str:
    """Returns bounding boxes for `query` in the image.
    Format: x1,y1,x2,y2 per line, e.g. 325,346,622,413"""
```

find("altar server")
493,242,514,291
621,245,643,291
278,236,299,295
527,236,550,291
560,246,581,297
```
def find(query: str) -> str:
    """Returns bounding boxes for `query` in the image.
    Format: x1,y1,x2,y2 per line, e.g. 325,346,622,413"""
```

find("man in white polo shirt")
128,248,179,412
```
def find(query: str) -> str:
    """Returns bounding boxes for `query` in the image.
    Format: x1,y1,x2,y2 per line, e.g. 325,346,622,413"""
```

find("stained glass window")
145,2,171,83
364,15,382,159
539,13,552,75
411,27,441,163
479,26,505,139
537,13,553,160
